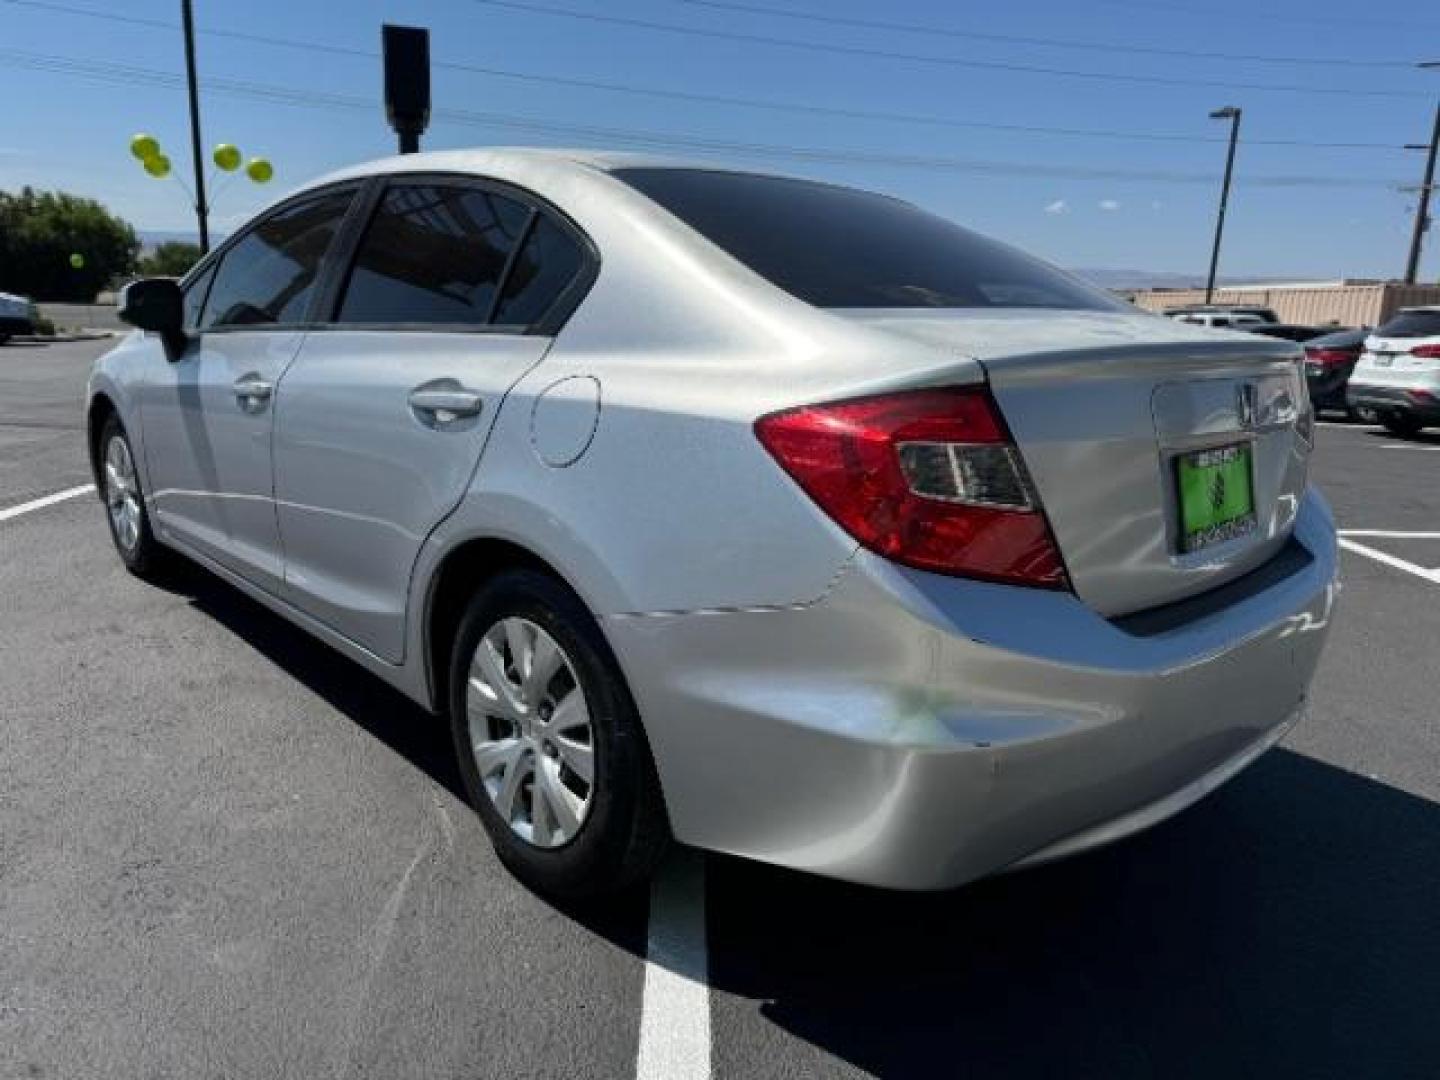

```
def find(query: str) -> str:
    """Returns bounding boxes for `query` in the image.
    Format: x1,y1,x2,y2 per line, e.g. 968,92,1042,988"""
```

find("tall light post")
180,0,209,253
1403,62,1439,285
1205,106,1242,305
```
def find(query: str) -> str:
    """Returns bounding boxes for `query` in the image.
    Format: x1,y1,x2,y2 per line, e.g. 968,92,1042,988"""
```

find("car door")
139,187,358,592
272,177,592,662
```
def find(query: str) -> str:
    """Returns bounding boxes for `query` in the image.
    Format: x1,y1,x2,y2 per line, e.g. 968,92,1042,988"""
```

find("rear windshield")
1375,310,1440,338
613,167,1123,312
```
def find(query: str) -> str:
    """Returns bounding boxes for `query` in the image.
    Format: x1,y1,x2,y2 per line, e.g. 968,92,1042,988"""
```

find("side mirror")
118,278,186,354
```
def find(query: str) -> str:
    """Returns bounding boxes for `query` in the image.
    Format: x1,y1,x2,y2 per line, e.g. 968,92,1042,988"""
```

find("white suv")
1347,306,1440,437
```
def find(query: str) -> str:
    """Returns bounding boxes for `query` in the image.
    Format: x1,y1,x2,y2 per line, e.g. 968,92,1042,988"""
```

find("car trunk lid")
836,309,1312,617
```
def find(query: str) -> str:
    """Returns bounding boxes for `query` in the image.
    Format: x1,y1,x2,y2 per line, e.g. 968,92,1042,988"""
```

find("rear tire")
1381,414,1423,438
98,414,173,579
448,569,669,899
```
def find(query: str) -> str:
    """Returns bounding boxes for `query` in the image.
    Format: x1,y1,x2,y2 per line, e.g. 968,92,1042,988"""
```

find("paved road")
3,340,1438,1079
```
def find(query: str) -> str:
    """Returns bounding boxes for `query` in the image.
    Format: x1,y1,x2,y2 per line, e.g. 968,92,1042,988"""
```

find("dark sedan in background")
1302,328,1368,416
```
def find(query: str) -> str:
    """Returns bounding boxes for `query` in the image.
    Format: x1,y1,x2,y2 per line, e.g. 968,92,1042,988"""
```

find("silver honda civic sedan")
88,149,1337,897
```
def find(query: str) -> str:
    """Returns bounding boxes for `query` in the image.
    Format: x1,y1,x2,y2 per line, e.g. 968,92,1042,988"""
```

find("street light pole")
1205,106,1242,305
181,0,210,254
1404,99,1439,285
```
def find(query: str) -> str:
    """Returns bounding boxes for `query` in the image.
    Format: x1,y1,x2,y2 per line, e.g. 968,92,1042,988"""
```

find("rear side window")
613,167,1122,312
1376,310,1440,338
201,189,354,329
493,215,584,327
337,184,531,325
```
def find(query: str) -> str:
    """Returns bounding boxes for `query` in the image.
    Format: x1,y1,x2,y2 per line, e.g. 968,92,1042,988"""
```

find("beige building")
1128,280,1440,329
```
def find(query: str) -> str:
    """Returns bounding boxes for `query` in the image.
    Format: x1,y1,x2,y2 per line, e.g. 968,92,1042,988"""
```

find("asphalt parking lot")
3,338,1439,1079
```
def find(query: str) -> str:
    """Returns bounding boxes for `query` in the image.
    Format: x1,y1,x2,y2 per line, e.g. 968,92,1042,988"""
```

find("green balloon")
143,154,172,179
130,133,160,161
245,157,274,184
69,253,85,269
213,143,241,171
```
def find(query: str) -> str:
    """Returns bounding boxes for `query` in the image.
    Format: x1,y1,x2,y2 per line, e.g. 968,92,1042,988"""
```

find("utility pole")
383,25,431,155
1205,106,1241,305
181,0,210,253
1404,100,1439,285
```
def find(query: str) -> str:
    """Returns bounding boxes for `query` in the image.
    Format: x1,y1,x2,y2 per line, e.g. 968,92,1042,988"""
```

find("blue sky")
1,0,1437,279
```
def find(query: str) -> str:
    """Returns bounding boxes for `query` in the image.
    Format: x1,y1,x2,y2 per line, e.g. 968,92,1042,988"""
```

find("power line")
662,0,1412,70
464,0,1431,99
0,47,1413,191
0,0,1415,153
1085,0,1440,34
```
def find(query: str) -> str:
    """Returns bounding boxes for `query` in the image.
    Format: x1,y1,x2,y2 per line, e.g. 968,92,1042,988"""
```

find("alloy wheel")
466,617,595,848
104,434,142,554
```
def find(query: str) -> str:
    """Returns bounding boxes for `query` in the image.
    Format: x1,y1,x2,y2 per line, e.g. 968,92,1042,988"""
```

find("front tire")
448,569,669,899
98,415,171,579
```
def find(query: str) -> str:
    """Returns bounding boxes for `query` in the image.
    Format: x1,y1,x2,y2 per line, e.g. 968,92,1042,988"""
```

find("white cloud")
1099,199,1121,212
1044,199,1069,215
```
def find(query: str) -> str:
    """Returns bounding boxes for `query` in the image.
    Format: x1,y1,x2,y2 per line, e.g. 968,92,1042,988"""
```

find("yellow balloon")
213,143,241,171
130,133,160,161
143,154,172,179
245,157,274,184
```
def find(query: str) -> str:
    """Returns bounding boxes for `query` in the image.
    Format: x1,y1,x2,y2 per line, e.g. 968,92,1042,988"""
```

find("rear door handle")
408,387,484,423
233,374,274,407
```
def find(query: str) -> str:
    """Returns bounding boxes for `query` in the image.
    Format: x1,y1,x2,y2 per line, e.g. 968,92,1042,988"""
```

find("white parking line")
0,484,94,523
1336,537,1440,584
635,852,710,1080
1340,530,1440,540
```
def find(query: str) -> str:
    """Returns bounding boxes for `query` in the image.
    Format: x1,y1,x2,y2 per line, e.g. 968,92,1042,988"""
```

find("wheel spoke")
535,760,583,839
470,638,525,721
471,736,522,779
553,735,593,785
525,632,563,702
493,748,533,823
504,619,533,687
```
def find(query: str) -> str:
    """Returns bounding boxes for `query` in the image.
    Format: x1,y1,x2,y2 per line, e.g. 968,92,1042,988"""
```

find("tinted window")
1376,310,1440,338
614,168,1122,312
494,215,584,327
337,184,531,325
182,262,216,330
201,190,354,329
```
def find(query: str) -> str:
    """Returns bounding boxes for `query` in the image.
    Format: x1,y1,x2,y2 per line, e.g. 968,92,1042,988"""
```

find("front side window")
614,167,1123,312
336,184,531,325
200,189,355,329
182,261,216,330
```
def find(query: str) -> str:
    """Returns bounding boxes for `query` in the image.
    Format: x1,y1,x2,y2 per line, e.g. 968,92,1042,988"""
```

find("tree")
0,187,139,302
138,241,203,278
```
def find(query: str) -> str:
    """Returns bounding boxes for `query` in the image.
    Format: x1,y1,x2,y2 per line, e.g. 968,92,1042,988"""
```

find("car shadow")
149,561,1440,1076
703,749,1440,1078
148,558,649,940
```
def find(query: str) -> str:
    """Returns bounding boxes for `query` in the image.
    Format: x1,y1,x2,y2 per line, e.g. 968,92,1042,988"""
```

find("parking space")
4,340,1439,1078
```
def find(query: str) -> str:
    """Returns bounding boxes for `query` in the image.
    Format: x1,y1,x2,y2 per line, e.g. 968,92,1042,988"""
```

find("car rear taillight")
754,387,1068,588
1410,344,1440,359
1304,347,1355,367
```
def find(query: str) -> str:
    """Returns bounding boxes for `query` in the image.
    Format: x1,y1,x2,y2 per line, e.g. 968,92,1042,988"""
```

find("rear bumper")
606,488,1338,890
1342,385,1440,423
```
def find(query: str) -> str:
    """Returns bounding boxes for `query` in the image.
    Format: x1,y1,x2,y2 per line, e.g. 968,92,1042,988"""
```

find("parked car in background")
1165,304,1280,325
88,150,1337,898
1247,323,1331,344
1302,328,1368,416
0,291,35,343
1347,306,1440,437
1168,310,1270,331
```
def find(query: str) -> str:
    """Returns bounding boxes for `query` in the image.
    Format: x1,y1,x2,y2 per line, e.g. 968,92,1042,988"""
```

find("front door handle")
233,374,274,408
408,386,484,424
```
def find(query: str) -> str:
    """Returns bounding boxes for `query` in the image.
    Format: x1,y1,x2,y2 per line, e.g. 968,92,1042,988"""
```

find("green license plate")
1175,443,1257,554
